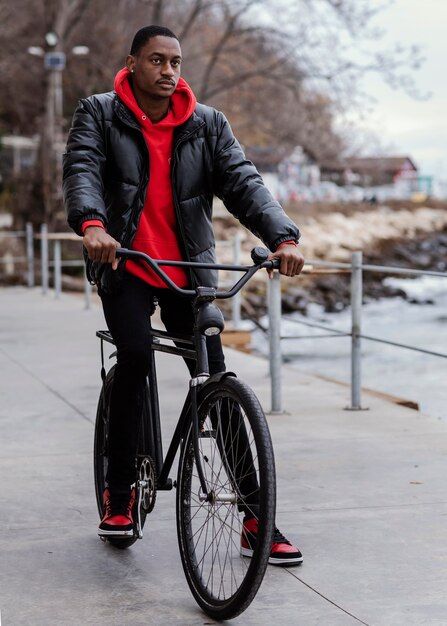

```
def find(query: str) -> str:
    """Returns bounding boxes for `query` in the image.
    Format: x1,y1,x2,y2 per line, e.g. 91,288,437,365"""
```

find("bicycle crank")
135,456,157,539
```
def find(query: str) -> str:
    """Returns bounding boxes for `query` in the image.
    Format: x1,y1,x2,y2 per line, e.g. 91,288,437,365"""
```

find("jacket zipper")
114,98,150,250
118,97,205,270
123,134,149,250
171,123,206,270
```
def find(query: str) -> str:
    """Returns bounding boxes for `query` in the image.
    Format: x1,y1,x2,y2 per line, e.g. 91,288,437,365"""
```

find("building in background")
321,155,420,200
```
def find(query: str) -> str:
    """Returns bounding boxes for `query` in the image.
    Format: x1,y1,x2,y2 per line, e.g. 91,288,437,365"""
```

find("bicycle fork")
190,379,237,506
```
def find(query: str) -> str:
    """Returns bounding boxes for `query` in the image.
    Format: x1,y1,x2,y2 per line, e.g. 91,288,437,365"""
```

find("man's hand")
83,226,121,270
267,244,305,279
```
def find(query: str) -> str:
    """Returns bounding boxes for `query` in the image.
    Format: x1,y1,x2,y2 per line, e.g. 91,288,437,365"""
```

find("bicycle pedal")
199,430,216,438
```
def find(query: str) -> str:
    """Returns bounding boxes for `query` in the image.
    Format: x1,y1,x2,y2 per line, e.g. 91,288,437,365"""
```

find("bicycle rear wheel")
176,376,276,620
93,366,153,549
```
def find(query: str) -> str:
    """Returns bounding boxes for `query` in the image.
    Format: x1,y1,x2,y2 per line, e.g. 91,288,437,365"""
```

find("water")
252,276,447,419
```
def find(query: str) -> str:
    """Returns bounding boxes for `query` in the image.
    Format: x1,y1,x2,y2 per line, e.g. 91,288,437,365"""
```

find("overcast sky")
355,0,447,179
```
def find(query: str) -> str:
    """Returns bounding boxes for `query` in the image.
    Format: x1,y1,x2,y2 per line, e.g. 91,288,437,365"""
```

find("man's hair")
130,25,179,55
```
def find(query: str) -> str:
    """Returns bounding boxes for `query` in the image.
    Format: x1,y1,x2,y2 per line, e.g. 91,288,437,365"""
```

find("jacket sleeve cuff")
82,219,106,234
81,220,105,234
276,240,298,250
273,234,299,250
76,213,106,235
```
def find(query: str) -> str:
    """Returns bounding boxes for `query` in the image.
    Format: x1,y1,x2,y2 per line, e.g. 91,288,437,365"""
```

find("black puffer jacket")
63,92,300,291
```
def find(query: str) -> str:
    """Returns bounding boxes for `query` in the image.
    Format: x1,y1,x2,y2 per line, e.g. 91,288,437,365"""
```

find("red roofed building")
321,156,418,190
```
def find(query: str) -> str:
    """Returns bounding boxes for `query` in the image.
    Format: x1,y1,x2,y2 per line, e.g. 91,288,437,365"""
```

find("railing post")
40,224,49,295
268,271,282,413
232,232,242,328
54,240,62,299
350,251,363,409
26,222,34,288
84,269,92,310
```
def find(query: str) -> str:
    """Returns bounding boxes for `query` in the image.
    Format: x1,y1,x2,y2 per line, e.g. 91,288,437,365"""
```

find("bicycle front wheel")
176,376,276,620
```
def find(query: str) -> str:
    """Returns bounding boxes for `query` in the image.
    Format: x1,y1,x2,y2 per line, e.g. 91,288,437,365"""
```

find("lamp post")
28,34,89,223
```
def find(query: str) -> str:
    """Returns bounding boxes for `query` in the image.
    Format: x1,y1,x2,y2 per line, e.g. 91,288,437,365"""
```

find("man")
63,25,304,565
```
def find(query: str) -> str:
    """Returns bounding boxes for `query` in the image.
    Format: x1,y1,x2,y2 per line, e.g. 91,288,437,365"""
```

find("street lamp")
27,34,89,220
27,46,44,57
45,31,59,48
72,46,90,56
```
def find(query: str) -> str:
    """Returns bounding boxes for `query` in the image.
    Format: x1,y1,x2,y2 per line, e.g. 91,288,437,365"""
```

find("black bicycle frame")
97,326,199,491
98,246,279,499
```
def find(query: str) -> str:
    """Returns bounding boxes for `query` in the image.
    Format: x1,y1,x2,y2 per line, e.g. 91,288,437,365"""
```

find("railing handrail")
0,230,27,237
2,227,444,413
268,251,446,413
305,258,447,279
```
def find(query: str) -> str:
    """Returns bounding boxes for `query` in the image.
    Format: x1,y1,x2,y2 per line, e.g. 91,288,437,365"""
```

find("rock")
282,287,308,314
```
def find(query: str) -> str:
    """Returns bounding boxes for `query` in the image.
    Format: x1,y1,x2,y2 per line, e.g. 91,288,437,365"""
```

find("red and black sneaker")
98,488,135,538
241,516,303,566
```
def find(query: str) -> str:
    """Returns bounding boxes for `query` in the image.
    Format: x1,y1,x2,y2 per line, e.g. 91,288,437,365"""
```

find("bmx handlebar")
115,247,279,299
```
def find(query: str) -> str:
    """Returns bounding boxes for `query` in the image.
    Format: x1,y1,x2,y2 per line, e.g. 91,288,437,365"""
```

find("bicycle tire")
176,376,276,620
93,366,152,549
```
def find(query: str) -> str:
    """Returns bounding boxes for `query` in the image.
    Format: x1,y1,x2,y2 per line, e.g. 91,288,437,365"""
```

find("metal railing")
3,226,444,414
0,223,92,306
37,224,92,307
0,222,35,287
0,224,243,315
267,251,447,413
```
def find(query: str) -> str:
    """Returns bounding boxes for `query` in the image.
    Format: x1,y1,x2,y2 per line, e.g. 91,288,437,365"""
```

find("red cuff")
276,240,298,249
82,220,105,234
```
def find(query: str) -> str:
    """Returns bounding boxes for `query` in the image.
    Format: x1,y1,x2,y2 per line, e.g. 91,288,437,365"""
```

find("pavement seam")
285,569,371,625
300,500,447,512
0,344,94,424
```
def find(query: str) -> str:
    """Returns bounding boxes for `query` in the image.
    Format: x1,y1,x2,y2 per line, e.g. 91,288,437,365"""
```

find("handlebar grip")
268,258,281,270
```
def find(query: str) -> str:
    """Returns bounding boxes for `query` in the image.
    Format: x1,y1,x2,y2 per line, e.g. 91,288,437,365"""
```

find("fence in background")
0,223,91,306
267,252,447,413
0,224,242,315
2,225,446,414
0,223,35,288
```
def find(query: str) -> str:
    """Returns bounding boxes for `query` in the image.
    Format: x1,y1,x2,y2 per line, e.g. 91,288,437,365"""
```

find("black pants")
100,274,225,493
100,274,259,512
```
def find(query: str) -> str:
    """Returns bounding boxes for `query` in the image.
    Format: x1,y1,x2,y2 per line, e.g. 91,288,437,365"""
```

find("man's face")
127,36,182,99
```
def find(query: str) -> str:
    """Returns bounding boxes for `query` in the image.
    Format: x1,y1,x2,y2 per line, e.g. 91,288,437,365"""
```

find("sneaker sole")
241,546,303,566
98,528,134,538
268,554,303,566
240,546,255,559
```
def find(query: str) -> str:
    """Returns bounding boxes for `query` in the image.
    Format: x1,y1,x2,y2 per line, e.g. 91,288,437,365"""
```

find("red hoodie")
84,67,197,288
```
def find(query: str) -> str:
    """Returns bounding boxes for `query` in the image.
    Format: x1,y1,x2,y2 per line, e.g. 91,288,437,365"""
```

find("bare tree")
0,0,424,224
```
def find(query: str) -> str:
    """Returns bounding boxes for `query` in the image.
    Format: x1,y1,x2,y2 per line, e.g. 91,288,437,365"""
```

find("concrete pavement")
1,287,446,625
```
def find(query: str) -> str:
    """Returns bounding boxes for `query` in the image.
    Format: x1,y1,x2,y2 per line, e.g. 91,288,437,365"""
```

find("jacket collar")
113,95,140,130
173,110,205,142
113,93,204,135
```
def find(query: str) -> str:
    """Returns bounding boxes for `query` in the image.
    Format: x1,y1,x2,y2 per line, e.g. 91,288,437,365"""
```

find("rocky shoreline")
214,204,447,318
297,228,447,313
1,204,446,317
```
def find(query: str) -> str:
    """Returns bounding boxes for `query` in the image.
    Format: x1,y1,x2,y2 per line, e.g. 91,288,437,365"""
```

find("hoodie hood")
113,67,196,127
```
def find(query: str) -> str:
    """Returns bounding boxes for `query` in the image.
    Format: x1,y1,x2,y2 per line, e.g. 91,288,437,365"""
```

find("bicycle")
94,246,279,620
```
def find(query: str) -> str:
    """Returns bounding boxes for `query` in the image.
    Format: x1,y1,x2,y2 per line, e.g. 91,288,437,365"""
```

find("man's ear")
126,54,135,73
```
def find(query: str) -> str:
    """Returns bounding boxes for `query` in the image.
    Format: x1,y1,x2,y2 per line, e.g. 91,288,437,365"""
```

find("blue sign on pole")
44,52,66,71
